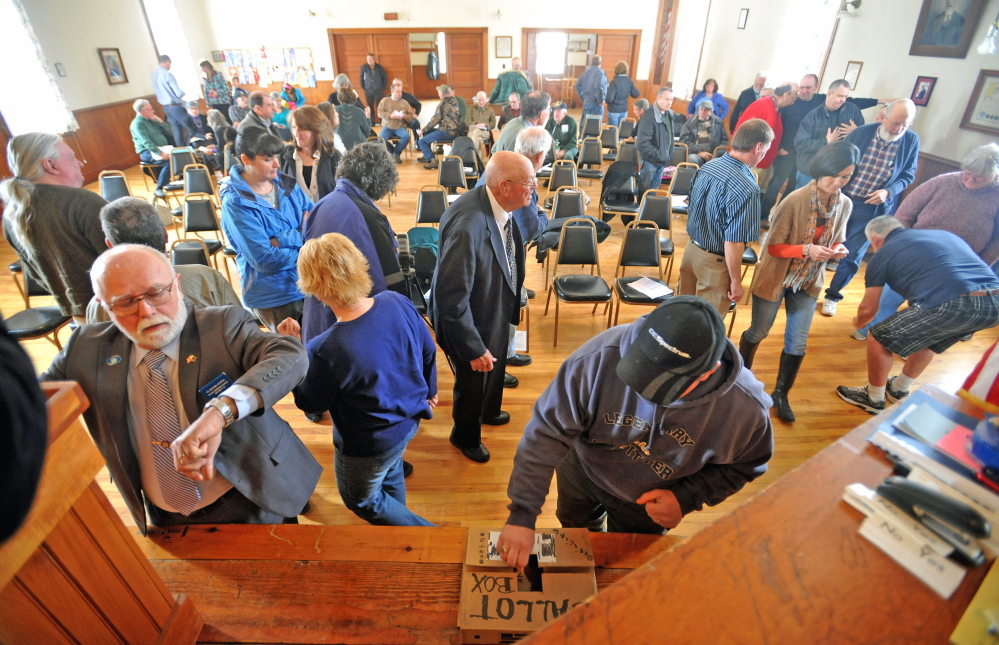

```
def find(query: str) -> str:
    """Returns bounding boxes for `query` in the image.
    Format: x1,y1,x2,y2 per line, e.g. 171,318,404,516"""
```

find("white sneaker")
850,329,866,341
821,299,837,317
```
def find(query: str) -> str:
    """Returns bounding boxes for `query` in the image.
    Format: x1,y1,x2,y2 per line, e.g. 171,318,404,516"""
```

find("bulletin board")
223,47,317,88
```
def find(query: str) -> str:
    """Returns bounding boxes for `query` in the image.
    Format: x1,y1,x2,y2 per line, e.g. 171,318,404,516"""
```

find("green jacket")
545,114,578,158
130,114,173,155
489,70,531,105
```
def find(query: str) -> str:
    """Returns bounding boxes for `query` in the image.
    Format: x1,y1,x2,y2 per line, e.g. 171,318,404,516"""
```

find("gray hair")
133,99,151,113
100,197,168,251
206,109,227,129
520,91,551,120
515,126,552,158
185,100,199,109
0,133,63,258
657,86,673,98
269,91,282,102
333,73,351,90
828,78,852,92
634,98,649,111
774,83,795,98
335,141,399,201
865,215,903,241
508,92,520,102
885,98,917,121
962,143,999,180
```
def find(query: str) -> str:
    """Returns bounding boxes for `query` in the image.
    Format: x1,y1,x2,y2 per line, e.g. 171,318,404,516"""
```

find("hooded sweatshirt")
506,316,774,529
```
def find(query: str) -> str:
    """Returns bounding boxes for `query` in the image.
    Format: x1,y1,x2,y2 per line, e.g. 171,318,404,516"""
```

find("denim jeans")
163,104,198,149
607,111,627,127
334,425,435,527
639,161,665,194
379,126,410,155
582,103,604,120
761,151,796,219
825,200,877,302
858,285,906,335
743,289,818,355
418,129,454,160
139,150,171,187
794,171,813,190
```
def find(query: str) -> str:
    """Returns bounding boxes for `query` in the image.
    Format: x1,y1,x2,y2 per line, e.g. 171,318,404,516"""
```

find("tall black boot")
772,351,804,422
739,332,762,370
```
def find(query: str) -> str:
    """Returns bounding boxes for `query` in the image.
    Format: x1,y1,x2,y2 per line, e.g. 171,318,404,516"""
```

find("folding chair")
600,125,619,161
668,163,699,216
618,118,637,140
542,160,578,209
438,156,467,203
176,194,232,282
635,189,675,284
544,218,611,347
598,174,640,225
5,269,71,349
415,185,449,226
579,114,602,141
617,141,639,166
98,170,132,202
671,142,688,167
576,138,605,184
607,221,671,327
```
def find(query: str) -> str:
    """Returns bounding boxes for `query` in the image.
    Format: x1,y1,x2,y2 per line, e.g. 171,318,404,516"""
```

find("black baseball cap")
616,297,727,405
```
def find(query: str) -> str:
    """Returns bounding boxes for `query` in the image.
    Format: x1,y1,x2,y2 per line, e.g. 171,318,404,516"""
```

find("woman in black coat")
279,105,341,201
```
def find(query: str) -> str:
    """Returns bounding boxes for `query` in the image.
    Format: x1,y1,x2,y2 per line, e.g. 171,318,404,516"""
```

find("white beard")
879,126,903,143
123,304,188,349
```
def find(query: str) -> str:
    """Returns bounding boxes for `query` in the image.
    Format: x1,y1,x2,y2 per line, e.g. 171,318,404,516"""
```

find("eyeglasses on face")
504,178,538,190
106,283,174,316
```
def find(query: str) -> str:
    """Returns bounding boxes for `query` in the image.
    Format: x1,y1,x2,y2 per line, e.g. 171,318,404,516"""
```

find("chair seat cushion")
601,199,639,214
223,245,238,256
176,239,222,254
660,238,674,256
614,277,672,304
602,153,617,161
6,306,71,339
672,203,688,214
742,246,758,265
554,275,611,301
577,169,604,179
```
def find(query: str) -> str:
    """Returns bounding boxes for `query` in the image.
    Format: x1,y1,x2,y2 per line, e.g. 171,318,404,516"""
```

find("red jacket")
735,96,782,169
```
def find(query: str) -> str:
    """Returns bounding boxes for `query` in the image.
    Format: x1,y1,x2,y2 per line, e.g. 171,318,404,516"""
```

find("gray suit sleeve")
222,306,308,411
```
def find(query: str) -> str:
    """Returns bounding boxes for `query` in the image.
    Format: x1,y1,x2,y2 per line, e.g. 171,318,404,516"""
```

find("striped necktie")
143,350,201,515
504,218,517,290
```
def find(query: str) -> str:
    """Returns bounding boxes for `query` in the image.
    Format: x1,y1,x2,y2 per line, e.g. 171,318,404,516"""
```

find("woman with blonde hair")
279,105,341,200
278,233,437,527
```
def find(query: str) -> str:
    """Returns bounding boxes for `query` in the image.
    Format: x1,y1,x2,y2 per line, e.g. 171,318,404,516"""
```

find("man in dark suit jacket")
430,152,532,463
43,244,321,535
729,72,767,131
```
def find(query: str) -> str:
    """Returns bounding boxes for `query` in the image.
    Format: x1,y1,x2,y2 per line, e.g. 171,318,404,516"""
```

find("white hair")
515,126,553,157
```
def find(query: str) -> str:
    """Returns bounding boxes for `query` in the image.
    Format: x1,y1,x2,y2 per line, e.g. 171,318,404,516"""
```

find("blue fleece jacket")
505,315,774,529
220,167,314,308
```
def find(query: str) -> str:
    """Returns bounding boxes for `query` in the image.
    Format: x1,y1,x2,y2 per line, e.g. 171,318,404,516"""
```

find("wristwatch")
204,398,235,427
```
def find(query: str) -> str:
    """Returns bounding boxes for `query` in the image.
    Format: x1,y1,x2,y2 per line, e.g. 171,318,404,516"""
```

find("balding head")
485,151,535,212
91,244,173,299
881,98,916,139
474,91,488,108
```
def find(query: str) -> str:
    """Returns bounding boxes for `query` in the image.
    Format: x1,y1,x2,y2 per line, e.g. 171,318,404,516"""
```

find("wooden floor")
3,124,996,544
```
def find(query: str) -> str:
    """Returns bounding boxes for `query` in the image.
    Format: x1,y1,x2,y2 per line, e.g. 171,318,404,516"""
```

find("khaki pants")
751,165,773,192
468,126,491,151
678,243,732,315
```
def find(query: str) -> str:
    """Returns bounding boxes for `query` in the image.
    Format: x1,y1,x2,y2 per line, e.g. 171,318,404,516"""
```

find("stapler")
877,476,991,566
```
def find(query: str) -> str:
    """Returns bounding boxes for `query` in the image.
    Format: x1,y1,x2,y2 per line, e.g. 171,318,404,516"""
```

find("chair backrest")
600,125,618,151
556,218,600,267
548,160,578,193
551,188,585,220
578,137,602,168
618,118,636,140
184,164,214,196
184,194,221,234
669,165,698,196
580,115,601,139
637,190,672,230
416,185,448,225
713,145,728,159
438,156,466,192
671,143,688,167
98,171,131,201
170,147,197,179
618,221,662,270
170,239,210,266
617,141,639,165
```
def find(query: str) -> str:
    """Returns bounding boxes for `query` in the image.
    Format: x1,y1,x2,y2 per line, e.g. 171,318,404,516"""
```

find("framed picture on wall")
843,61,863,89
960,69,999,135
910,76,937,106
98,48,128,85
909,0,986,58
495,36,513,59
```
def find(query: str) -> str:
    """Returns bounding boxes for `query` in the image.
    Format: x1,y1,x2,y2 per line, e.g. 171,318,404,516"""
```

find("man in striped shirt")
678,119,774,314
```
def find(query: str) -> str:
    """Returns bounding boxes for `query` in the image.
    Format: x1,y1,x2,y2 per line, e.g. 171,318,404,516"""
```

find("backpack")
407,226,439,292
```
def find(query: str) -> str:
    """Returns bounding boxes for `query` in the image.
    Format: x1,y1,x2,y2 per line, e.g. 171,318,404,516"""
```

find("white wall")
197,0,661,81
22,0,160,110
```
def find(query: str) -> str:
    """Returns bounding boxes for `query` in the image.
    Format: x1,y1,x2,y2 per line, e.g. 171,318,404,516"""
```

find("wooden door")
596,33,638,82
371,33,413,90
330,33,412,93
445,32,484,102
330,33,371,88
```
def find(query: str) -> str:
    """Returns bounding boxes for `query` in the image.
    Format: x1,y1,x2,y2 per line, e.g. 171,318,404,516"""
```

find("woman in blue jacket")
220,129,314,330
687,79,729,120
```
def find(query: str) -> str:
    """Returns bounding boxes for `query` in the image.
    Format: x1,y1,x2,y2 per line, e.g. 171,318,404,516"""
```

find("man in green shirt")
129,98,174,197
545,101,578,161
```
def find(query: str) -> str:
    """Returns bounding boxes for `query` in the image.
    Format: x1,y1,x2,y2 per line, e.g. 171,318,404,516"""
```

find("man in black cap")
495,297,774,569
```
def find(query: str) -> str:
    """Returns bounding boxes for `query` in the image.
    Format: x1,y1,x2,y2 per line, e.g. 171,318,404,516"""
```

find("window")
436,32,447,74
140,0,200,98
769,0,841,82
536,32,568,76
671,1,712,100
0,0,76,134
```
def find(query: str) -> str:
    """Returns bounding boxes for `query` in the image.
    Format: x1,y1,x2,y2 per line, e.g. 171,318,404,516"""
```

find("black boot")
739,332,762,370
772,351,804,422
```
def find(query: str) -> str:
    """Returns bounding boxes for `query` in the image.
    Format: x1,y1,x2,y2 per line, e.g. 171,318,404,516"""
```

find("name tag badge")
561,124,569,133
199,373,234,401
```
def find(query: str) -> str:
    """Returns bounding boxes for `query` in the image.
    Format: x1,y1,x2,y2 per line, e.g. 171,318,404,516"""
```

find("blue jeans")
418,129,455,160
795,171,813,190
379,126,410,155
163,104,198,149
582,103,604,119
334,425,434,527
639,161,664,194
139,150,171,187
857,285,906,335
607,111,627,127
825,200,877,302
743,290,818,355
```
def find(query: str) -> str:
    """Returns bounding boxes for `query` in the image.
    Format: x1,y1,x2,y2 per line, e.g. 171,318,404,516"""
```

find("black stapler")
877,476,991,567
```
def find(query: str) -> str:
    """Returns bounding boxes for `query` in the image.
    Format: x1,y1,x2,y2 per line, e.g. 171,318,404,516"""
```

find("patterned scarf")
783,181,843,292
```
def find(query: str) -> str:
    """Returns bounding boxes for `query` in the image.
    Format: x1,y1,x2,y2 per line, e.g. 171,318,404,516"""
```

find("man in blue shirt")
678,119,774,315
152,55,199,151
838,217,999,414
575,56,608,120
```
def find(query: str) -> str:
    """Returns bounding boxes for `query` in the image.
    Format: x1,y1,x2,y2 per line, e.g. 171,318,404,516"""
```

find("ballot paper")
626,277,673,299
486,531,557,563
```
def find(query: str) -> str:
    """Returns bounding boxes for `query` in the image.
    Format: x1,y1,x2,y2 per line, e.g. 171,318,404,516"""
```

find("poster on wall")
909,0,986,58
960,70,999,135
224,48,317,89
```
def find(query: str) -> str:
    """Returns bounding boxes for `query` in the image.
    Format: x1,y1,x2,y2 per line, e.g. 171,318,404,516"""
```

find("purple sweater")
895,172,999,265
505,316,774,529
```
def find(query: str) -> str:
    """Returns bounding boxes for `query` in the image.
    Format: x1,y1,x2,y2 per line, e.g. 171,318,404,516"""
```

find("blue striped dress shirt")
685,154,761,255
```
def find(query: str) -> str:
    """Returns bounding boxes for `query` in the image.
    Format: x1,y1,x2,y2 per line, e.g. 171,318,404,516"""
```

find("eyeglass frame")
103,282,176,316
503,177,539,190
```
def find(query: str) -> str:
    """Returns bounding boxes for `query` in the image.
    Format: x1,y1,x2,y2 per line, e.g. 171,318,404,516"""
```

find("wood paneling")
412,66,445,101
446,32,484,101
901,151,960,202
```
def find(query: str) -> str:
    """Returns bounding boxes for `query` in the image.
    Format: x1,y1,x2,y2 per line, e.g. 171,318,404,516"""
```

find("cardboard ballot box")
458,527,598,644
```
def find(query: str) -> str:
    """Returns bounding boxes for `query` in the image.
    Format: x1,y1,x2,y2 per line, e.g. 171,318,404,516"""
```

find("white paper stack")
626,277,673,299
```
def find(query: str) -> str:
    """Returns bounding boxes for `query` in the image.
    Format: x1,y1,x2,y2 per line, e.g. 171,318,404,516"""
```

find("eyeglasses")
106,283,174,316
505,178,538,190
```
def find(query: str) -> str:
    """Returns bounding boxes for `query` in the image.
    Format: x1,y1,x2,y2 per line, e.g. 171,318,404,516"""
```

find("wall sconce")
978,9,999,55
494,9,502,21
836,0,861,17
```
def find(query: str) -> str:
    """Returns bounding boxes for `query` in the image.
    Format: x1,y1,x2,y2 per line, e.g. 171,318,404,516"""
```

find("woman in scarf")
739,140,859,421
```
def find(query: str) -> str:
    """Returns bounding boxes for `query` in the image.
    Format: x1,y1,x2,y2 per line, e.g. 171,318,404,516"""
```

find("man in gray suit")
430,152,531,463
43,244,321,534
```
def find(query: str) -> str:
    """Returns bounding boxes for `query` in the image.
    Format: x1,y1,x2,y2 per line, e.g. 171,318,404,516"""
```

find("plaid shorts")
871,291,999,357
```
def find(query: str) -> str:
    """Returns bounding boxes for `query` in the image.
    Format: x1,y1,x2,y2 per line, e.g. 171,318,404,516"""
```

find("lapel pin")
106,355,122,366
186,355,198,363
